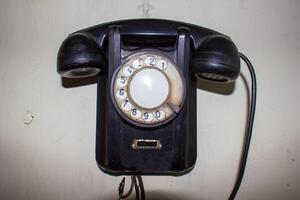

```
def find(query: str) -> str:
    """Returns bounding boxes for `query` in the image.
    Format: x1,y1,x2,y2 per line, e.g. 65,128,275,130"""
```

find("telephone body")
57,19,240,175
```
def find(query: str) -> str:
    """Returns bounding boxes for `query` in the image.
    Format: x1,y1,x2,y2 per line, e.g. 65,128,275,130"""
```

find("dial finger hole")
131,108,142,119
123,66,134,76
143,112,153,122
144,56,156,66
122,100,132,111
132,58,143,69
116,89,127,100
155,110,166,120
117,76,127,87
157,60,168,70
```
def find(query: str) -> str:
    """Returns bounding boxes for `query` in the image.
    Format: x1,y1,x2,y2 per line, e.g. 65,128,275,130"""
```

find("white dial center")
129,68,169,109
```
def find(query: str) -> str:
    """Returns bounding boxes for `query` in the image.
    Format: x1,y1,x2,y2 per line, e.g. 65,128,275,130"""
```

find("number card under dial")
112,51,185,127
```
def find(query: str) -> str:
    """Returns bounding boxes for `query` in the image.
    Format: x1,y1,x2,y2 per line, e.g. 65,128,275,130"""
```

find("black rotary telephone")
57,19,256,200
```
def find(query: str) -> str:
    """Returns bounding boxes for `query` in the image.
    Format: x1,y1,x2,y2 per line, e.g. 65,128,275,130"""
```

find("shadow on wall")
92,190,203,200
141,190,202,200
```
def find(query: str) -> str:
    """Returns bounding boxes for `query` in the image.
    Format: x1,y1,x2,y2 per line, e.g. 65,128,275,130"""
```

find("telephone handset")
57,19,240,175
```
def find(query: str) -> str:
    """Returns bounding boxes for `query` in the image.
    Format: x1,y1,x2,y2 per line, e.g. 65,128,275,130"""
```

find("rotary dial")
112,52,185,127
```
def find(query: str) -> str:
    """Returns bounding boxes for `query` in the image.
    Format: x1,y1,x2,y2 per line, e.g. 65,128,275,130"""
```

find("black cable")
137,176,145,200
228,53,257,200
134,176,140,200
118,176,135,199
118,175,145,200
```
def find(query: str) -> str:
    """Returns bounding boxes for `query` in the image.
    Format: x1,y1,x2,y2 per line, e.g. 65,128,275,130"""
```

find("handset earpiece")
191,34,240,82
57,32,106,78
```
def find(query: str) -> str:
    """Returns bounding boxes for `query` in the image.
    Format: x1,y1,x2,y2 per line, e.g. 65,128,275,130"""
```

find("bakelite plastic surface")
57,19,240,175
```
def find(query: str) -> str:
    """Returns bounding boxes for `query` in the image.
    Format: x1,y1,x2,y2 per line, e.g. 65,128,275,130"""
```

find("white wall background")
0,0,299,199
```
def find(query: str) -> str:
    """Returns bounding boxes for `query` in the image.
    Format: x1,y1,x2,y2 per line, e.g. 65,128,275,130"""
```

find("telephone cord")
228,53,257,200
